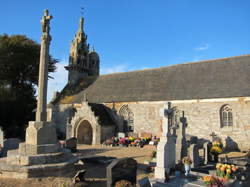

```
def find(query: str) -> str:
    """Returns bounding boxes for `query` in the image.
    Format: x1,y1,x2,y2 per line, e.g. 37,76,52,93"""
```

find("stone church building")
49,16,250,150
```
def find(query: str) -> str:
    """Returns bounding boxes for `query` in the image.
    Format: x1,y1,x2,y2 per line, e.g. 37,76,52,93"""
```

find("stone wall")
104,98,250,150
50,104,74,136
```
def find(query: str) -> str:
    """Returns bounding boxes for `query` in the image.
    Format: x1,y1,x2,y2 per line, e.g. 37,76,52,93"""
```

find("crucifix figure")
164,102,174,135
41,9,53,34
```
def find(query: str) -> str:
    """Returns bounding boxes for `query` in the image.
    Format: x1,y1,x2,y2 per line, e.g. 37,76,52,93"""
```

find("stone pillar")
36,9,53,122
19,10,58,156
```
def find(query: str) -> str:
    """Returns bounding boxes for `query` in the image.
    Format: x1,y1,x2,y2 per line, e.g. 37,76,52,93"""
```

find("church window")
119,105,134,132
220,105,233,127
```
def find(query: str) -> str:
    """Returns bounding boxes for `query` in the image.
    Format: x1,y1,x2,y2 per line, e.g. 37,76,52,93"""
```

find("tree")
0,34,58,139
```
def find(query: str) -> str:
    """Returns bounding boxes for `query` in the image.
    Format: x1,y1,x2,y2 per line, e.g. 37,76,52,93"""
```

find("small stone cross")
180,111,187,126
209,132,217,142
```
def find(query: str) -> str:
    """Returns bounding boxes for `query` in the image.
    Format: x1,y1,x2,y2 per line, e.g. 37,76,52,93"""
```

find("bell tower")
65,16,99,85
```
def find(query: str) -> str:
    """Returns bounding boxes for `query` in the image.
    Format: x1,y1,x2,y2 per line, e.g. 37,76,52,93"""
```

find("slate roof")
59,55,250,104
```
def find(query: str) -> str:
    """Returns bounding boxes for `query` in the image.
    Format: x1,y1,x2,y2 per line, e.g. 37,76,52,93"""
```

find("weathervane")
80,6,84,17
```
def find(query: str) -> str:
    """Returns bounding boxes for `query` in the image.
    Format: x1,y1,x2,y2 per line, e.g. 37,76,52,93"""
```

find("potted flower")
202,175,225,187
215,163,237,179
210,141,223,162
182,156,192,176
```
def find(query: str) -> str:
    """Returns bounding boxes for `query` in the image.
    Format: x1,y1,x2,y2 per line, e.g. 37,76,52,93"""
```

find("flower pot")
184,164,191,176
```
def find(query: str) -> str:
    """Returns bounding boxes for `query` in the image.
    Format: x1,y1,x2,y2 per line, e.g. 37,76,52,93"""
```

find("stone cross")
176,111,187,163
209,132,217,142
36,9,52,122
163,102,174,135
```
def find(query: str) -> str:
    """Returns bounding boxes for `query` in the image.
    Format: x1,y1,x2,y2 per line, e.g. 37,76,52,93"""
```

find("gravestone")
65,137,77,152
106,157,137,187
118,132,125,138
0,128,4,157
175,111,187,163
190,144,202,168
203,142,210,165
0,128,3,148
155,102,177,180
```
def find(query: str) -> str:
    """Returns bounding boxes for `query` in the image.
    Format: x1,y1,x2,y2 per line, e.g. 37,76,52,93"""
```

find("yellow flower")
226,169,231,174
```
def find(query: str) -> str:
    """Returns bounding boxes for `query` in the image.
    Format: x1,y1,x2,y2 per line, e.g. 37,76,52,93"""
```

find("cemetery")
0,5,250,187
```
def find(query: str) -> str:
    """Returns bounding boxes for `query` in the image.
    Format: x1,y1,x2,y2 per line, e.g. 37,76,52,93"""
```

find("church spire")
79,16,83,33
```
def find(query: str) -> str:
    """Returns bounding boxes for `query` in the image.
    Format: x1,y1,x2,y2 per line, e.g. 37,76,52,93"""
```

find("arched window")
119,105,134,132
220,105,233,127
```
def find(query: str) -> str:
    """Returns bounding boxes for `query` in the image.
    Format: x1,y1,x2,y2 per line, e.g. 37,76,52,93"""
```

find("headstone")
154,102,177,180
138,177,151,187
0,128,4,157
190,144,202,168
65,137,77,152
107,158,137,187
203,141,211,164
175,111,187,163
0,128,3,148
118,132,125,138
2,138,21,157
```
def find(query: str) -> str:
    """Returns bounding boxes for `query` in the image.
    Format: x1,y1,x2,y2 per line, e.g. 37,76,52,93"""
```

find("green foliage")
0,34,58,139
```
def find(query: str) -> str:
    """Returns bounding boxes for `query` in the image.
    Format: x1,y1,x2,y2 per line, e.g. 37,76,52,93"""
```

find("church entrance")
76,120,93,144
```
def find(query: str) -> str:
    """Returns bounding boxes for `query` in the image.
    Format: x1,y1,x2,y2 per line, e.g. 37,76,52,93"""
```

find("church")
49,16,250,151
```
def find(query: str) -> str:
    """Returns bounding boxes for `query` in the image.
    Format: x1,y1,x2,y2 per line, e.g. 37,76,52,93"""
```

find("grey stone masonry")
36,9,52,122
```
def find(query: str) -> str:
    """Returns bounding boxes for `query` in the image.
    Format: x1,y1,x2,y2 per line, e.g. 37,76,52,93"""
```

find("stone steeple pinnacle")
65,15,100,85
79,17,83,33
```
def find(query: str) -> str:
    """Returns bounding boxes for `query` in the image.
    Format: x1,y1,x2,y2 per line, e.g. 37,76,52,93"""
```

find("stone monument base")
0,148,79,179
0,121,79,179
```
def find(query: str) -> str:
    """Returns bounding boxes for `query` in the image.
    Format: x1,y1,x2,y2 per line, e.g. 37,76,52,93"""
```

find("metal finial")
80,6,84,17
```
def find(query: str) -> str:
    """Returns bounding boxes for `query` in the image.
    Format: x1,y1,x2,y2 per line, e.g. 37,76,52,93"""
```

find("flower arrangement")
102,136,159,147
210,141,223,155
202,175,226,186
215,163,237,179
182,156,192,165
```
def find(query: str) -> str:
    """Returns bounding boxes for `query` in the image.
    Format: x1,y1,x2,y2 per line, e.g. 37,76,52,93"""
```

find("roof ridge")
100,54,250,77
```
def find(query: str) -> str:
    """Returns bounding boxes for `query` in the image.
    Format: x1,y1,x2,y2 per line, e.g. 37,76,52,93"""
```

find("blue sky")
1,0,250,102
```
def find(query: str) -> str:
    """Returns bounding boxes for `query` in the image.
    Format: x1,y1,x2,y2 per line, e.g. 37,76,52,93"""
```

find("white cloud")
194,43,210,51
100,64,128,74
47,61,68,103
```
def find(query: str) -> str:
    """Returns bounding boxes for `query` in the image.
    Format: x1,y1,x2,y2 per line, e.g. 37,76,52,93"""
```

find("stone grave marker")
118,132,125,138
0,128,3,148
65,137,77,152
0,128,4,157
106,157,137,187
190,144,202,168
203,141,211,164
155,102,177,180
176,111,187,163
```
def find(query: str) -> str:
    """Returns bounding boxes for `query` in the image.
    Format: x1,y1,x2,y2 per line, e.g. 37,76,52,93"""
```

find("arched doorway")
119,105,134,132
76,120,93,144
